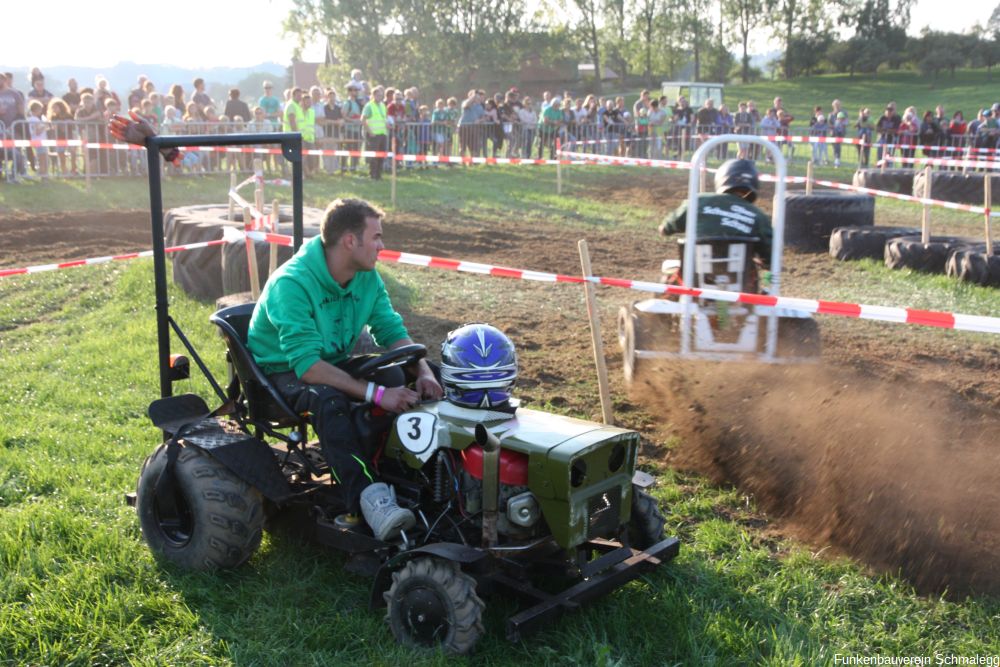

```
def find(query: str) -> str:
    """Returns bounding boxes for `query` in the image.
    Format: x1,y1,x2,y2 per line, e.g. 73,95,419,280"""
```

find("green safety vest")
301,107,316,142
363,101,387,135
282,100,303,133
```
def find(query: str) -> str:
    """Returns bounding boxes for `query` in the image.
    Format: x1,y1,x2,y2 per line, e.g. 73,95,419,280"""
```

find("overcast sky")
1,0,991,70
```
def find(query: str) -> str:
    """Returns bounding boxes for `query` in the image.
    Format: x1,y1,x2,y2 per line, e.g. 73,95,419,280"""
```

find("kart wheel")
628,487,666,550
136,443,264,570
622,312,644,387
622,307,673,388
385,557,485,654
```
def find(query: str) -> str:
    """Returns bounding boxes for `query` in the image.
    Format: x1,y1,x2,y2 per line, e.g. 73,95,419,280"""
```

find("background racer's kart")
618,135,821,386
125,130,679,654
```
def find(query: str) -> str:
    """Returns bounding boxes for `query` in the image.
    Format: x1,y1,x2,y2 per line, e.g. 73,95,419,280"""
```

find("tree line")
284,0,1000,92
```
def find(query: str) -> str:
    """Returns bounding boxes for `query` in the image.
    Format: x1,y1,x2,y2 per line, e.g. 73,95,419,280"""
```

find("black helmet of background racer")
714,158,760,203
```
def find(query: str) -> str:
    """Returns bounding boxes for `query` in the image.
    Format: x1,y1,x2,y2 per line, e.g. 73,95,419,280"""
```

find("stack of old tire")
852,168,916,194
784,188,876,253
831,228,999,286
164,204,325,300
829,170,1000,286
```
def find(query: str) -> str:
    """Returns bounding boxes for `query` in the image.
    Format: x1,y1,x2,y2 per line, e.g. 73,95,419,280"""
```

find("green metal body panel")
384,403,639,548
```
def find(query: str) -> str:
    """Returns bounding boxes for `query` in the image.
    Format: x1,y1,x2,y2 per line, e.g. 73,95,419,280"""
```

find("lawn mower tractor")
618,135,821,386
125,132,679,654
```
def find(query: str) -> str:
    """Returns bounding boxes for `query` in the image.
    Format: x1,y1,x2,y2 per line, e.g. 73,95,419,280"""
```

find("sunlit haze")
1,0,991,70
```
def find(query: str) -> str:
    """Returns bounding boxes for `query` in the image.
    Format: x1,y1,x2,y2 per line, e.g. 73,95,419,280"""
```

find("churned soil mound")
640,361,1000,597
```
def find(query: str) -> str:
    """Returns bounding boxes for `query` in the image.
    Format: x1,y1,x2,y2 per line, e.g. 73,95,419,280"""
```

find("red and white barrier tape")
3,231,998,334
0,240,227,278
237,231,996,335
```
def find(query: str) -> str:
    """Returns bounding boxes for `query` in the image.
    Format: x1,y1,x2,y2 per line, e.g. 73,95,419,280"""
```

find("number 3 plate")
396,411,437,458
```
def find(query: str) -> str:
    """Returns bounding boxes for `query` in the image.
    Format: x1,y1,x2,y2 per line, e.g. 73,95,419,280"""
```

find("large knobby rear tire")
628,487,666,550
385,557,485,654
136,443,264,570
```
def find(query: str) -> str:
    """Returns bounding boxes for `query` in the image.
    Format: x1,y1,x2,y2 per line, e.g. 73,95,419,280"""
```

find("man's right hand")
378,385,420,413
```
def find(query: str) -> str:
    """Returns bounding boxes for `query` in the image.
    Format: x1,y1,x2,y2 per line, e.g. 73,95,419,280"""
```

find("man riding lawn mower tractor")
122,128,678,655
618,136,821,386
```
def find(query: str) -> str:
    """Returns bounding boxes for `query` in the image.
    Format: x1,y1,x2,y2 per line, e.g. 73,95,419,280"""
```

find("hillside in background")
5,61,288,99
726,68,999,125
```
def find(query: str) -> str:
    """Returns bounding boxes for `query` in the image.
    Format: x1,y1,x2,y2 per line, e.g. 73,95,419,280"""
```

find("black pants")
271,358,405,512
368,134,387,180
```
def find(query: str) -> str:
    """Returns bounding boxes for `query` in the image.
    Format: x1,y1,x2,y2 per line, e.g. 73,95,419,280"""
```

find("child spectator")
416,105,432,163
635,107,649,158
810,113,829,165
518,97,537,159
47,98,76,176
161,105,183,133
27,99,49,179
898,111,917,159
648,99,667,159
856,108,873,167
431,98,450,156
831,111,848,167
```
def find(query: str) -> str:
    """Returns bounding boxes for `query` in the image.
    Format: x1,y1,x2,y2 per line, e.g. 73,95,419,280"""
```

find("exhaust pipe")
475,423,501,547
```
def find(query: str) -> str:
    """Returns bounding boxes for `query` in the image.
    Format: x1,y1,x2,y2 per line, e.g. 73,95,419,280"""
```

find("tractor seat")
677,236,760,293
210,303,301,427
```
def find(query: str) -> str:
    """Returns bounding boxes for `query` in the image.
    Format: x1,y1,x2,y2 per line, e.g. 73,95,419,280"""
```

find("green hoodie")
248,235,409,377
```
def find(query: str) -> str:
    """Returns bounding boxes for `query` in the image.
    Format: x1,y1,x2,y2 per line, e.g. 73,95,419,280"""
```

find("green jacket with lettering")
248,235,409,377
659,192,773,266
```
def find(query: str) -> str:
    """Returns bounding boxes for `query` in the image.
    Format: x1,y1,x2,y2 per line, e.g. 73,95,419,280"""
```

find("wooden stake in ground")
921,166,932,244
806,160,814,196
986,175,994,256
242,205,261,300
578,240,614,426
228,172,237,221
269,199,280,277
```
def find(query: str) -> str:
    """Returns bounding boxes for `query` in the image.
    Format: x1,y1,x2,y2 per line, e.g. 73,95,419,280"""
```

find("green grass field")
2,162,1000,665
727,68,997,125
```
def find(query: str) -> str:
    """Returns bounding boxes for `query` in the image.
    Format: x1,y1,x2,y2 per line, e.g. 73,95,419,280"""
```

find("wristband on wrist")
365,381,376,403
374,385,386,407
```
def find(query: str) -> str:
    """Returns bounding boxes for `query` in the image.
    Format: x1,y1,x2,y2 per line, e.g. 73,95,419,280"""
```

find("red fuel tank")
460,445,529,487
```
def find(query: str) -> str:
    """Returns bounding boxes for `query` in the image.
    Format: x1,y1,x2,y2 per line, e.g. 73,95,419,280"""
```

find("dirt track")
3,175,1000,597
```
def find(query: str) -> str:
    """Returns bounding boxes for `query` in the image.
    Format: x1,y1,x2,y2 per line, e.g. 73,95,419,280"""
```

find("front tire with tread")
385,557,485,654
628,487,666,550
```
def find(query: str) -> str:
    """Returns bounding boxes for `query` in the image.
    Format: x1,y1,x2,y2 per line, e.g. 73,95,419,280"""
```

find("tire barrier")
164,204,323,300
784,191,876,253
829,225,921,261
911,171,1000,206
852,168,916,194
945,248,1000,287
884,235,979,274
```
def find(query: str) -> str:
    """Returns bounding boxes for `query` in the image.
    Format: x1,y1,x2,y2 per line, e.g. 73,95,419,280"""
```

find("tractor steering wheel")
351,344,427,379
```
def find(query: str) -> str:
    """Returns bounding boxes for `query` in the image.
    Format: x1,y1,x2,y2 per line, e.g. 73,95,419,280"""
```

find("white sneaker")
360,482,416,541
834,159,840,168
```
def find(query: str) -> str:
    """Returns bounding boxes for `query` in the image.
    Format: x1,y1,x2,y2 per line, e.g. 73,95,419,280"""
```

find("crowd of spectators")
2,66,999,182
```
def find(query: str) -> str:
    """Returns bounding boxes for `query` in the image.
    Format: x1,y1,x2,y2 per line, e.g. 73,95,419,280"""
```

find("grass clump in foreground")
2,253,999,666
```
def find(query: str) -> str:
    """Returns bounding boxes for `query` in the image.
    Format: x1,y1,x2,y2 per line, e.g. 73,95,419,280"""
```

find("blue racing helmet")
440,324,517,409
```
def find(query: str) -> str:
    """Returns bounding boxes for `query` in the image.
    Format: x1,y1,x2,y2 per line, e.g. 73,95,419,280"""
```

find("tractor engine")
456,445,544,540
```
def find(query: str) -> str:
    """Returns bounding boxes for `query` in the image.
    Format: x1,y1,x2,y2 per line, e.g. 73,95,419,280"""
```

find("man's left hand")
415,367,443,400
